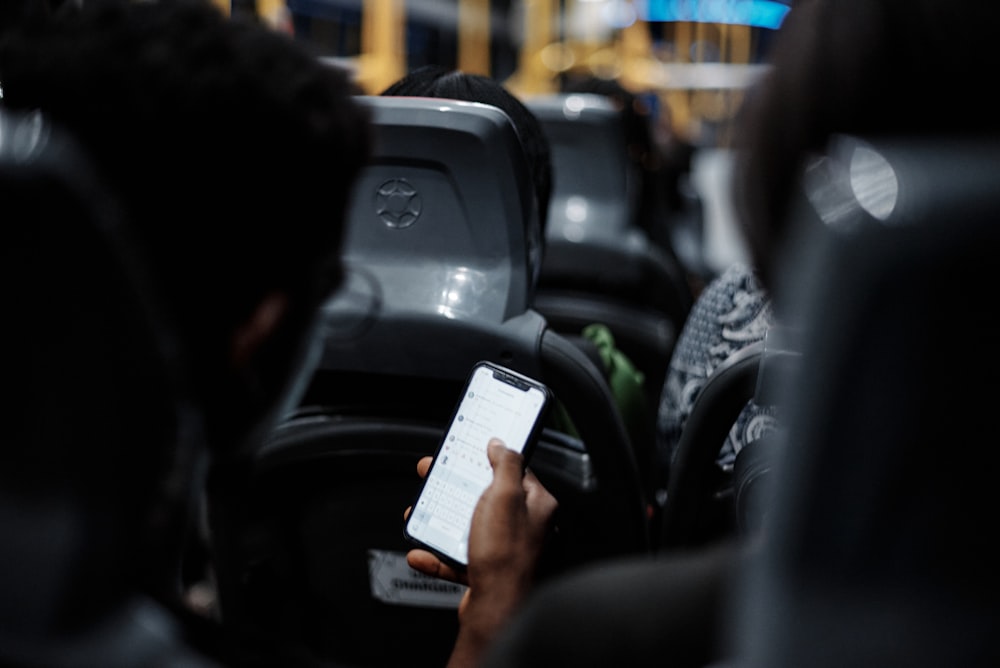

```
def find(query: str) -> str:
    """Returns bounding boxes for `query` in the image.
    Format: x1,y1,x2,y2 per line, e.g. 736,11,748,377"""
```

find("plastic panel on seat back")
323,95,542,380
526,93,634,242
525,92,692,312
733,136,1000,667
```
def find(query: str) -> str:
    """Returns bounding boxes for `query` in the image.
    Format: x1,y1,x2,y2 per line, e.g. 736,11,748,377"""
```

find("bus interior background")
235,0,793,276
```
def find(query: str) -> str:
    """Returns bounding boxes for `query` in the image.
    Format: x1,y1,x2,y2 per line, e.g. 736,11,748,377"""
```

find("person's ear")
229,291,289,370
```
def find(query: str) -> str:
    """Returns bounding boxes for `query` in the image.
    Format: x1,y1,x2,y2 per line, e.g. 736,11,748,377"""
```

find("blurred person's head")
0,0,371,459
0,0,370,632
733,0,1000,289
380,65,553,278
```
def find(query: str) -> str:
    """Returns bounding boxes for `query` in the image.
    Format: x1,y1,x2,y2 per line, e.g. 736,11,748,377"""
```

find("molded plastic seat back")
323,95,543,381
525,92,690,306
526,93,635,242
734,135,1000,667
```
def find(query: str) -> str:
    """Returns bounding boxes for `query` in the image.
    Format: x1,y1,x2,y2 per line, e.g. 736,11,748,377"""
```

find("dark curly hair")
0,0,372,451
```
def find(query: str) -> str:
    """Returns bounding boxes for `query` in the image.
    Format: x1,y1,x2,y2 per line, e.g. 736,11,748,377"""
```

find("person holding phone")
406,439,558,668
400,362,557,667
0,2,557,666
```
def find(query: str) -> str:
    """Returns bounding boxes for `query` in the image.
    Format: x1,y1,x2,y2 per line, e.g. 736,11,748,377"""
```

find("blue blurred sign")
636,0,791,29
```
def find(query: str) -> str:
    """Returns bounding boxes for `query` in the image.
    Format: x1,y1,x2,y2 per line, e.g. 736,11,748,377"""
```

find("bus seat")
729,325,798,538
658,339,764,549
205,96,650,668
527,93,636,241
732,135,1000,667
525,92,694,419
658,321,800,550
0,109,211,666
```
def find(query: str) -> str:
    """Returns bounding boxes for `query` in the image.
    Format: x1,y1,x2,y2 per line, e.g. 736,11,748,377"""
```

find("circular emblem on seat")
375,178,422,228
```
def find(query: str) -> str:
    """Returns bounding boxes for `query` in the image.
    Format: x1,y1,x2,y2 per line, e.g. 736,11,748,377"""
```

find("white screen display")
405,363,548,565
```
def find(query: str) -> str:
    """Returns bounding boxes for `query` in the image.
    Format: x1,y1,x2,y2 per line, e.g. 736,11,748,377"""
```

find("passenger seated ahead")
654,262,778,501
381,66,651,450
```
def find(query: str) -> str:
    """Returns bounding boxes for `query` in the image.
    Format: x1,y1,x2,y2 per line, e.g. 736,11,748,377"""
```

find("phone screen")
404,362,550,567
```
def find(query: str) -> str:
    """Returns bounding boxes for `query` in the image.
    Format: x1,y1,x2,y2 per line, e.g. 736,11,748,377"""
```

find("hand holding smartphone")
404,361,551,569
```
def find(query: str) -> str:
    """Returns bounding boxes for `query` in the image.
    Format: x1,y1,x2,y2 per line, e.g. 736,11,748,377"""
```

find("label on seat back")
367,549,465,608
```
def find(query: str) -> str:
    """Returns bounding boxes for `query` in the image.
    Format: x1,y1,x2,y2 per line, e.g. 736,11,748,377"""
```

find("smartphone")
404,361,552,568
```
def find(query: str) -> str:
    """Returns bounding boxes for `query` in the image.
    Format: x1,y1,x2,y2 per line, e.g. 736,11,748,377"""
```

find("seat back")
657,323,799,549
335,95,538,363
657,340,764,549
526,92,636,241
206,96,650,668
0,109,211,666
525,92,694,446
733,135,1000,667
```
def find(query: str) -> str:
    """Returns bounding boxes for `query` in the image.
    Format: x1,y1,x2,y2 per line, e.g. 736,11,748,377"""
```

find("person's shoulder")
672,262,772,363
